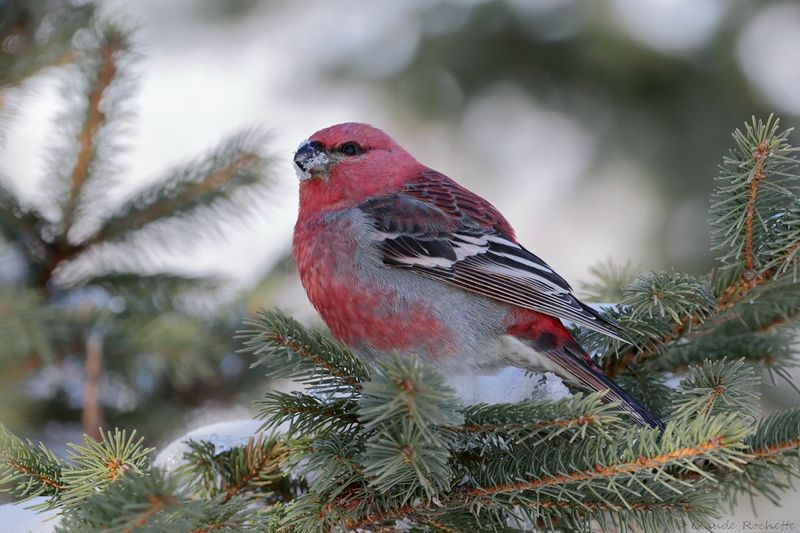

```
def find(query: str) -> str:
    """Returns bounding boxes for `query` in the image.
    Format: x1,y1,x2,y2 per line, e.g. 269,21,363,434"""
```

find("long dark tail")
507,311,664,431
547,342,665,431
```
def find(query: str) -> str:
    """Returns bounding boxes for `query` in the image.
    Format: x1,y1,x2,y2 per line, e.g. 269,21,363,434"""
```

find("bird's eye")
339,142,361,156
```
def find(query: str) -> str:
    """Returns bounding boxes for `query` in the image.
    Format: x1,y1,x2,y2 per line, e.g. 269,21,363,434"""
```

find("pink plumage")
292,122,663,430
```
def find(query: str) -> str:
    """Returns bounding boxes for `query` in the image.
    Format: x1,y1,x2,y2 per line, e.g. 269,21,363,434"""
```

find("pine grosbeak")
292,122,663,430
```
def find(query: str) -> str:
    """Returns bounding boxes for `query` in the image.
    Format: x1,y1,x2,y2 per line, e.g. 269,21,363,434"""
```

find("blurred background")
1,0,800,528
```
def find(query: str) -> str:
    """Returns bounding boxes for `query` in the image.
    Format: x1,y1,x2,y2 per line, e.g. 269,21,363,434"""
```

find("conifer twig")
81,329,104,440
87,151,261,246
343,433,741,530
0,451,64,491
62,33,124,235
743,140,770,272
221,434,287,503
466,438,732,498
121,493,176,533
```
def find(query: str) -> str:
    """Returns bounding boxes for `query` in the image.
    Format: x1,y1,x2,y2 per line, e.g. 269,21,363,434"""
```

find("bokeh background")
2,0,800,529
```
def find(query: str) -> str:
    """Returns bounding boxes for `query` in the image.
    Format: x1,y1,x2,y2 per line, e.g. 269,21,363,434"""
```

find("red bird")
292,122,663,430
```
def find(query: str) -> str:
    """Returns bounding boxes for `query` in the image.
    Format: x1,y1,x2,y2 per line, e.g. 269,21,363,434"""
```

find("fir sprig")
256,392,359,437
56,468,261,533
0,424,64,508
720,408,800,506
711,115,800,272
358,357,463,504
239,309,370,393
456,391,627,445
59,24,132,238
180,433,295,503
86,129,270,249
60,428,152,506
623,271,716,325
671,358,761,423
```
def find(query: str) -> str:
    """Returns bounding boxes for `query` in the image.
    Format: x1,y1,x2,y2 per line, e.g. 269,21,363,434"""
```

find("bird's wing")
358,186,626,341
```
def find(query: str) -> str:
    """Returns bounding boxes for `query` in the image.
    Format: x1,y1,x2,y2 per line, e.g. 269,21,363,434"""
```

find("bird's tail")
544,342,664,431
506,311,664,430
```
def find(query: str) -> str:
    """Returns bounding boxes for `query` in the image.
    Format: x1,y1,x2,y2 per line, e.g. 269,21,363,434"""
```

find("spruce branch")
624,271,716,325
454,392,627,445
713,409,800,506
597,272,716,377
656,329,792,372
587,118,800,380
359,356,464,435
239,309,369,393
60,428,153,507
358,357,463,504
179,433,293,503
57,466,266,533
712,115,800,307
341,414,748,531
0,424,65,506
256,392,360,437
61,26,129,236
86,129,270,248
56,468,179,533
256,325,759,532
670,358,760,423
69,272,224,313
504,488,720,533
466,415,747,499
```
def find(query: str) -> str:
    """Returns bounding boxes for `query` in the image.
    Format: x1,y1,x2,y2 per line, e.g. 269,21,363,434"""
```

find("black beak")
294,140,325,172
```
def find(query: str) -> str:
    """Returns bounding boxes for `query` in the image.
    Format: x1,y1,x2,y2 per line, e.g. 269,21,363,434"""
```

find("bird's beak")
294,140,329,181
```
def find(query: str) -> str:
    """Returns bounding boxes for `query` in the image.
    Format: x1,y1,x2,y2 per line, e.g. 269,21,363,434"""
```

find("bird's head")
294,123,422,210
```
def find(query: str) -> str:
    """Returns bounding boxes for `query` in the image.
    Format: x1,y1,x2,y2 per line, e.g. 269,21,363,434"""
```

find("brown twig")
62,35,123,235
265,333,362,389
751,437,800,460
468,438,725,498
0,452,64,491
88,152,259,246
81,330,104,441
743,141,770,271
221,434,287,503
121,494,174,533
345,437,729,530
536,499,693,513
679,437,800,482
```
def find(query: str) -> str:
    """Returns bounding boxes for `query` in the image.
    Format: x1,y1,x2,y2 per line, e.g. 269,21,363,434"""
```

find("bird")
291,122,663,430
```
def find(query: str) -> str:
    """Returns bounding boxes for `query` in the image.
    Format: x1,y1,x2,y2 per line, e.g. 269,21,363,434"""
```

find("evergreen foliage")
0,6,275,438
3,12,800,530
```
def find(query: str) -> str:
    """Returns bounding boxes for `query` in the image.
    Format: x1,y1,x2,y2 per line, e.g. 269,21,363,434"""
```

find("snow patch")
0,497,59,533
445,367,571,405
154,419,264,473
529,371,572,402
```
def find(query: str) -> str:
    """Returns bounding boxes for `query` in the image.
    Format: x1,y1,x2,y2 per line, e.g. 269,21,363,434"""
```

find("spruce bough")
3,111,800,532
